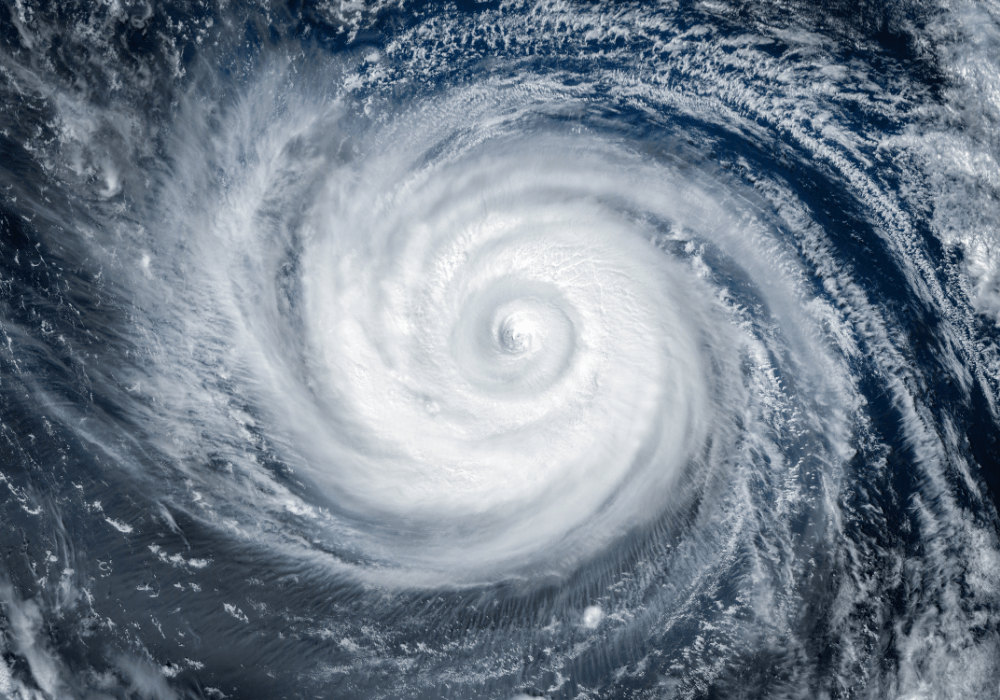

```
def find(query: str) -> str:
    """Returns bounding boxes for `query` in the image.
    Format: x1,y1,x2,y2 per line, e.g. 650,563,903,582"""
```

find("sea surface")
1,1,999,699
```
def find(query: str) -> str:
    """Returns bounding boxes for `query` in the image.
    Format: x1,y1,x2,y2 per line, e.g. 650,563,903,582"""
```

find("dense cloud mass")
1,1,1000,698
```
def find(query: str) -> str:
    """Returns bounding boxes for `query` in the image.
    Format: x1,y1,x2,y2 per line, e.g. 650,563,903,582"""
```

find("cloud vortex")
0,1,999,698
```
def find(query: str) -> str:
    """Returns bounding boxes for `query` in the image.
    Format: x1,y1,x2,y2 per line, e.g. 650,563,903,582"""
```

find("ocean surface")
1,1,999,698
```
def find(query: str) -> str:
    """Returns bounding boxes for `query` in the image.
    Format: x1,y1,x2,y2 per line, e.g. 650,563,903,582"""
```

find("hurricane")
1,1,999,698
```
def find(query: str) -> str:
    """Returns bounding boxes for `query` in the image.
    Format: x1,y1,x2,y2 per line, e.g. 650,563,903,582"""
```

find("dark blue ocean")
1,1,999,698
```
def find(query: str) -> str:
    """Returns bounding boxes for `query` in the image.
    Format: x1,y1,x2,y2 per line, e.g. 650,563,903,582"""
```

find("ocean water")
1,1,999,698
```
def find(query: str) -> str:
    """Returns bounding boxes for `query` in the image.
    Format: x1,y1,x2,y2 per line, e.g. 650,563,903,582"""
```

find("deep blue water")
1,2,1000,699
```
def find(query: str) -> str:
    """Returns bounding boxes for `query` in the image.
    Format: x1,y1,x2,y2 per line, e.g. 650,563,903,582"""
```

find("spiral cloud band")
1,1,999,698
245,107,727,575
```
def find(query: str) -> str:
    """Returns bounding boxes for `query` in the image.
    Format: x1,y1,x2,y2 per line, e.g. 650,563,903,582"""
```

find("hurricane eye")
498,312,536,354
